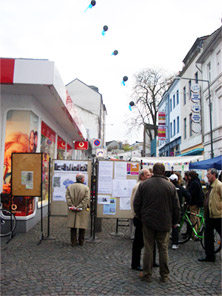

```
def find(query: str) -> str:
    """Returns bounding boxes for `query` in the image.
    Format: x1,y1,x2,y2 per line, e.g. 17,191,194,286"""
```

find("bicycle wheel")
0,209,17,237
178,219,192,244
201,227,221,254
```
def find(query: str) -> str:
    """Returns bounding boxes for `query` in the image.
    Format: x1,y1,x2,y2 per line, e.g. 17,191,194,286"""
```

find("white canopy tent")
132,155,203,176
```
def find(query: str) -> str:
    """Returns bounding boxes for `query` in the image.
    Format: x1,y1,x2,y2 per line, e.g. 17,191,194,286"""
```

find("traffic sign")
93,139,101,147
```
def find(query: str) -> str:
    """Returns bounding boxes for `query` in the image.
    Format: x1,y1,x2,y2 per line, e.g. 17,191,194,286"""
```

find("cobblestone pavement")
1,216,221,296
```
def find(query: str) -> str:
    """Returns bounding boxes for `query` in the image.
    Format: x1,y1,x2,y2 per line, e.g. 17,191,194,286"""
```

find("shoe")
153,263,159,267
172,244,179,250
132,266,142,271
198,257,215,262
139,272,152,282
160,276,168,283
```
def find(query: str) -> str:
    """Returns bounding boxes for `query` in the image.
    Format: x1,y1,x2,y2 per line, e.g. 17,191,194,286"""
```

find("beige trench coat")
66,182,90,229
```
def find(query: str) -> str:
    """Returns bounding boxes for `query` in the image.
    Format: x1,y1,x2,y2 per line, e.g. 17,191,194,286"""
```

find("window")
176,90,179,105
170,122,172,137
177,116,179,133
207,62,211,82
216,50,221,74
189,113,192,137
184,118,187,139
195,72,198,83
173,95,175,109
183,86,186,105
173,119,176,136
189,80,192,98
170,99,172,112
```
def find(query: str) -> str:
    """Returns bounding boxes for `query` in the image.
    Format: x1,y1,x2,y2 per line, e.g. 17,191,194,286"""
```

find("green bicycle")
177,206,221,254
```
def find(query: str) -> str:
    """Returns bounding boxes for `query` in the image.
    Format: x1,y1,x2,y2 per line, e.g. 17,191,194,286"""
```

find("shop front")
0,58,87,232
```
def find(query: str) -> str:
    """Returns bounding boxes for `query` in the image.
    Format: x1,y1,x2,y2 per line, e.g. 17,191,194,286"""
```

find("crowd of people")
65,164,222,284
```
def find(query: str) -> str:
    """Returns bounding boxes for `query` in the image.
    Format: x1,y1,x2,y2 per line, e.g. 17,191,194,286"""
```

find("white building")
66,79,107,151
179,36,209,156
196,26,222,158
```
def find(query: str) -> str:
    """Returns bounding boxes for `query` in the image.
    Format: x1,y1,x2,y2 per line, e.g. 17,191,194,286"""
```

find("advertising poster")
3,110,38,216
57,136,66,160
52,160,89,202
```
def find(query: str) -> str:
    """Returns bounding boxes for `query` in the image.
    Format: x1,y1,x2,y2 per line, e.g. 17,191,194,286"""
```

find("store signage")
191,84,200,93
192,114,201,123
74,141,88,150
191,92,200,102
158,127,166,140
192,104,200,113
158,112,166,126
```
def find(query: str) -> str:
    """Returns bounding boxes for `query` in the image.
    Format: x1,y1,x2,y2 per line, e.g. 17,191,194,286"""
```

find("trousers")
142,224,170,278
204,216,221,259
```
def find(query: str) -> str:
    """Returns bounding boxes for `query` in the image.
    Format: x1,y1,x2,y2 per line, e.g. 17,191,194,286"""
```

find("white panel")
13,59,54,85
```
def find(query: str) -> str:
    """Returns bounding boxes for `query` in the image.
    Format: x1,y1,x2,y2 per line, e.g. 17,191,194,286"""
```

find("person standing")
198,168,222,262
134,163,180,283
187,171,204,240
169,173,191,250
66,174,90,246
130,168,151,271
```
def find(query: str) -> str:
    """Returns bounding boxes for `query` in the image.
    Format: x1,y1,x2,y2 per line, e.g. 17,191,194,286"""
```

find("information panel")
97,160,140,219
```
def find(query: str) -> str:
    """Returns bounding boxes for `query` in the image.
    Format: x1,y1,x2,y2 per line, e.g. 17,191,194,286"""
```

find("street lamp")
175,76,213,158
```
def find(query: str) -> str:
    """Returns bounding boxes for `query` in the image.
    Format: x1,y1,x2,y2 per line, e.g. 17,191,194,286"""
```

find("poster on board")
52,160,89,202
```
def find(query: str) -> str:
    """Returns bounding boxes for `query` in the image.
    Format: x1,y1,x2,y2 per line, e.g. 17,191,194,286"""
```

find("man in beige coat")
66,174,90,246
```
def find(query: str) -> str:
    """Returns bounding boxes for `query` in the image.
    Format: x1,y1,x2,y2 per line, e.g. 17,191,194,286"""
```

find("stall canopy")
189,155,222,170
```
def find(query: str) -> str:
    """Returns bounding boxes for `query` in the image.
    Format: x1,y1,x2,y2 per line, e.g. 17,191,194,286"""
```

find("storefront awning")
0,58,87,141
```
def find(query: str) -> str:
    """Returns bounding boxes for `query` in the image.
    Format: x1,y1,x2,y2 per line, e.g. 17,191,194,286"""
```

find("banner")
158,127,166,140
158,112,166,126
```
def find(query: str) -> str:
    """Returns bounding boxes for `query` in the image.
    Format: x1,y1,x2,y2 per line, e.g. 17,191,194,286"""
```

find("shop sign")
158,127,166,140
191,84,200,93
192,114,201,123
192,104,200,113
191,92,200,102
74,141,89,150
158,112,166,126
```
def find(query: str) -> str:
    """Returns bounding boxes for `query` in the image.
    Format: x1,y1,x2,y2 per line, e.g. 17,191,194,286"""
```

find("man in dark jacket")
134,163,180,283
187,171,204,239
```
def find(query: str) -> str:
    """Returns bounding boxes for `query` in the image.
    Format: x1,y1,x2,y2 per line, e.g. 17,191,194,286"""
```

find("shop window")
3,110,39,216
41,121,56,203
57,136,66,160
67,143,73,160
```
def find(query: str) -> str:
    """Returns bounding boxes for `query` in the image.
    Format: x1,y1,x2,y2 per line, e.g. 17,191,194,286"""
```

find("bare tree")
128,68,173,142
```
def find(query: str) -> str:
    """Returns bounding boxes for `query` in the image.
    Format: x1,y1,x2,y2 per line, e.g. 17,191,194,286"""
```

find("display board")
96,160,139,219
51,159,92,215
11,153,42,197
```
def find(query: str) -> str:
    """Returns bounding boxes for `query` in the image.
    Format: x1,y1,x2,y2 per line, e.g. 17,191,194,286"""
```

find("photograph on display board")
52,160,89,202
3,110,39,216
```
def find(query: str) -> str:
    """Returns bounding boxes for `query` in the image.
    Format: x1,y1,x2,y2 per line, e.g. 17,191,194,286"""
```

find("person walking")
134,163,180,283
130,168,151,271
198,168,222,262
169,173,191,250
187,171,204,240
66,174,90,246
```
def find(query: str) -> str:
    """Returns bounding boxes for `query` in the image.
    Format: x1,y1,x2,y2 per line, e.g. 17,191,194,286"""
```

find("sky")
1,0,222,144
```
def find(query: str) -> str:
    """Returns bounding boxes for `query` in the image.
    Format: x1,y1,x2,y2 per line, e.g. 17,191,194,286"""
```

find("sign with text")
158,112,166,126
74,141,88,150
158,127,166,140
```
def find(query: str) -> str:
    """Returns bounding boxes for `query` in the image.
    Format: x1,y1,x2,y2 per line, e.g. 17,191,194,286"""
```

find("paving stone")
1,216,221,295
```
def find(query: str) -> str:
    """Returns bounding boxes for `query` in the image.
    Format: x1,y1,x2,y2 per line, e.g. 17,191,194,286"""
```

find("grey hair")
207,168,218,178
76,174,84,182
138,169,147,181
